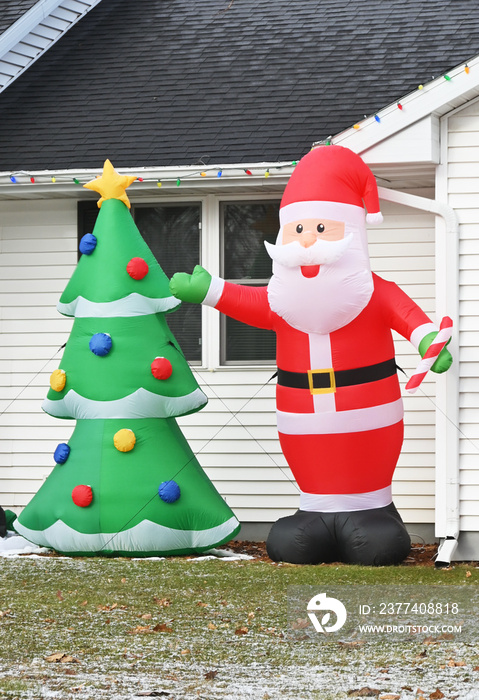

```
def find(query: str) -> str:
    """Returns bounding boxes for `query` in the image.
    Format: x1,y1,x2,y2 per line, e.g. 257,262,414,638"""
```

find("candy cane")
406,316,453,394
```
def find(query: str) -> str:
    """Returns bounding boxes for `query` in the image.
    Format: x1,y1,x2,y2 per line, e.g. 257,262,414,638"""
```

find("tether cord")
98,367,298,552
0,343,66,417
99,363,479,552
5,348,477,551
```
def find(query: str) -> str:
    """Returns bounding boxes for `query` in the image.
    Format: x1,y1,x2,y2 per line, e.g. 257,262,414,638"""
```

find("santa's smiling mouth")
301,265,320,278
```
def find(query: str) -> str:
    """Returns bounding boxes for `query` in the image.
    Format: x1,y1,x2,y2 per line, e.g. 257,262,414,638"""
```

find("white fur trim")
299,485,392,512
276,398,403,435
366,212,383,224
203,276,225,307
279,200,365,228
410,322,438,350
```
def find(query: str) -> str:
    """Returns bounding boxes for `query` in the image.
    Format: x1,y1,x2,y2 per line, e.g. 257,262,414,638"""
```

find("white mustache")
265,233,353,267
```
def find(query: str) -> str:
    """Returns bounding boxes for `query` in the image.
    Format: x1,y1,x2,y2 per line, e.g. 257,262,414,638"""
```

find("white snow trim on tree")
42,387,207,419
57,293,181,318
14,516,240,554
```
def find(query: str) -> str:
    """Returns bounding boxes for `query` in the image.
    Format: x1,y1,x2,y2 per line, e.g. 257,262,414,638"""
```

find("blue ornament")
89,333,112,356
79,233,97,255
54,443,71,464
158,480,181,503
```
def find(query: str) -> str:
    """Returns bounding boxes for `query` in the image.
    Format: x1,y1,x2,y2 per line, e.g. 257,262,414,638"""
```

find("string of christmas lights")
1,162,299,188
0,61,472,188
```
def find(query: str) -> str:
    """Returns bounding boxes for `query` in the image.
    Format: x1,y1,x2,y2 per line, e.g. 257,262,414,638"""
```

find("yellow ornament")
83,159,137,209
114,428,136,452
50,369,66,392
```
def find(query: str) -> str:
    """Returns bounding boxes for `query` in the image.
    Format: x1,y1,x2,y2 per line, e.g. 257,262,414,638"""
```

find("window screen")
134,204,202,363
77,201,202,363
220,201,279,364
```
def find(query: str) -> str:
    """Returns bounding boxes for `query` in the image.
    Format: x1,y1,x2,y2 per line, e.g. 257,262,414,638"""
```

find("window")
134,204,202,362
77,201,202,363
78,197,280,367
220,200,279,364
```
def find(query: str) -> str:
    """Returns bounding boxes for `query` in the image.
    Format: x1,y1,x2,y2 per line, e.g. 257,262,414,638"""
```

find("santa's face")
282,217,345,246
267,217,350,279
266,215,374,335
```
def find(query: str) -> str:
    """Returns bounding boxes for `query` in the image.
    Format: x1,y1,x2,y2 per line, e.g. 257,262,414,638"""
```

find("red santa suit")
171,145,446,564
206,273,436,513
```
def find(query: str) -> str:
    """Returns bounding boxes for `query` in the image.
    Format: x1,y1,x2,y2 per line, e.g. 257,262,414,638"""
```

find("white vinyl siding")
445,98,479,533
370,199,437,525
0,195,436,526
0,199,76,509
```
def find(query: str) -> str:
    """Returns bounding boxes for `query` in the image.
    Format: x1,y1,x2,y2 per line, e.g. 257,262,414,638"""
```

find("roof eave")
332,53,479,158
0,160,295,201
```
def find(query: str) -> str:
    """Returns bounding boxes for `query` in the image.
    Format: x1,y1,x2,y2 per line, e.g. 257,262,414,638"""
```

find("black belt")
276,358,397,395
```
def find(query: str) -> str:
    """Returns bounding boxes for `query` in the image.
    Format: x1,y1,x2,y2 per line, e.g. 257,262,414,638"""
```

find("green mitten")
169,265,212,304
418,332,453,374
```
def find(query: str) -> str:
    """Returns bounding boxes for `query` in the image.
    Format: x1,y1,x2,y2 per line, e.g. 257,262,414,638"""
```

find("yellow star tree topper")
84,159,137,209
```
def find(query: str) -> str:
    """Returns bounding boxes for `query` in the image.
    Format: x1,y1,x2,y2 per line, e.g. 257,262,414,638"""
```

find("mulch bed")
221,540,440,566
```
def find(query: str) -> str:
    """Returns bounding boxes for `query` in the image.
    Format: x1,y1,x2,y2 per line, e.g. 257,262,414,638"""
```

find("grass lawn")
0,551,478,699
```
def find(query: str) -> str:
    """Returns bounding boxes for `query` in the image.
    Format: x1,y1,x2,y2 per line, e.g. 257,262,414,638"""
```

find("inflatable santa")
170,145,452,565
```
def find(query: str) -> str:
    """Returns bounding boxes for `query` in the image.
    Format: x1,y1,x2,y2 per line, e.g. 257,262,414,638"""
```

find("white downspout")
377,186,460,567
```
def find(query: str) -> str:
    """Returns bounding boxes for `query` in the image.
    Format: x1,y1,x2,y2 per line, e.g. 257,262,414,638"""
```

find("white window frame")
201,193,280,370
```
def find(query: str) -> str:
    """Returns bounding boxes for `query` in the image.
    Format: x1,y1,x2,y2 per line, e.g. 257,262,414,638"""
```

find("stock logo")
307,593,347,633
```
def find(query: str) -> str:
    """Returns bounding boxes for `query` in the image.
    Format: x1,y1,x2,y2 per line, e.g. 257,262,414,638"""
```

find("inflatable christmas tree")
15,160,240,556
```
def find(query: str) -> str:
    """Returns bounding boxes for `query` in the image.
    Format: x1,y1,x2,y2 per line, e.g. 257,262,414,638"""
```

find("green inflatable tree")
15,160,240,556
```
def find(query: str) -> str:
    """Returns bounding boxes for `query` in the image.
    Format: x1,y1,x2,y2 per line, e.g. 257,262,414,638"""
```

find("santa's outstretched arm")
170,265,275,330
377,274,452,374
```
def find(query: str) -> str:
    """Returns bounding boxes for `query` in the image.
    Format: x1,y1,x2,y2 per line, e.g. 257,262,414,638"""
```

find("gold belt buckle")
307,368,336,395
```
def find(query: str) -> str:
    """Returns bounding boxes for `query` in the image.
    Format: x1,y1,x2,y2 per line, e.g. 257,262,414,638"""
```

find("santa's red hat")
280,145,383,227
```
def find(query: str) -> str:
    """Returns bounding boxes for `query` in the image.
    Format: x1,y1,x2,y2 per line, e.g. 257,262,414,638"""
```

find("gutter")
377,186,460,567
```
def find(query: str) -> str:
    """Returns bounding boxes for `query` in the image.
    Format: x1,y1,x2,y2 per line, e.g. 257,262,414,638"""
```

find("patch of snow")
0,531,51,557
189,548,253,560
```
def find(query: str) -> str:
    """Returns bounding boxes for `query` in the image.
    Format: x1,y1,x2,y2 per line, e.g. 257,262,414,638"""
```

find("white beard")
266,230,374,335
264,233,354,267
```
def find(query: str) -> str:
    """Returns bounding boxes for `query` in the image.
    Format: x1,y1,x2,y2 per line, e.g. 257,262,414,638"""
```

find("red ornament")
127,257,149,280
72,484,93,507
151,356,173,380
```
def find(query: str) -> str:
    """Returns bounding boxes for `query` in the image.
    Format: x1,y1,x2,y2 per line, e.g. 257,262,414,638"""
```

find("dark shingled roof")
0,0,38,35
1,0,479,170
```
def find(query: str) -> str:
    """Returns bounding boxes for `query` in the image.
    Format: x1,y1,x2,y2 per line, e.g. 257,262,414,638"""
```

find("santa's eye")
317,223,325,233
296,224,303,233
